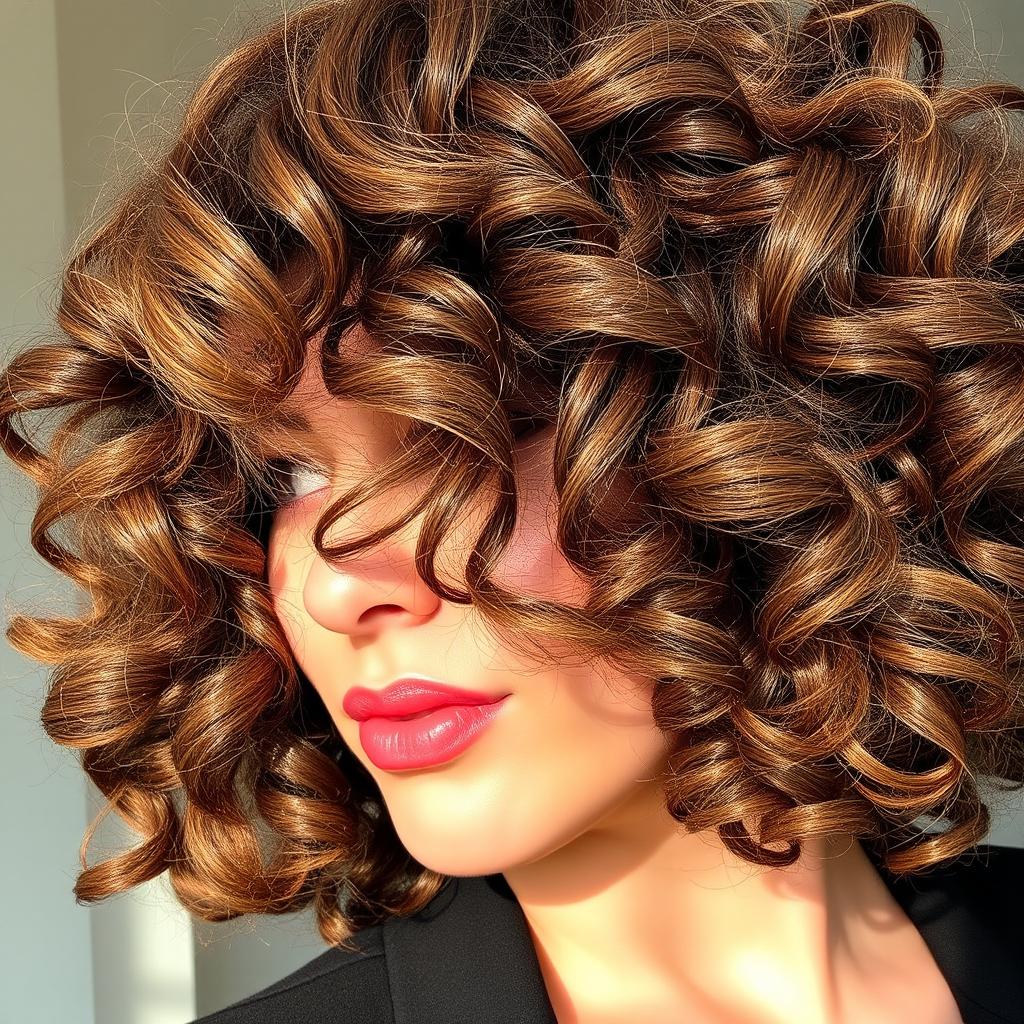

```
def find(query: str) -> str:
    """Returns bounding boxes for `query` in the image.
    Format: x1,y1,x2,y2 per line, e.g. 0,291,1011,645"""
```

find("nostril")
357,604,405,624
356,598,411,630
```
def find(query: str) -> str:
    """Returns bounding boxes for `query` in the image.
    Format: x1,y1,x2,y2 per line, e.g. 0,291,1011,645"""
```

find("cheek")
483,426,647,614
486,486,583,604
462,428,594,606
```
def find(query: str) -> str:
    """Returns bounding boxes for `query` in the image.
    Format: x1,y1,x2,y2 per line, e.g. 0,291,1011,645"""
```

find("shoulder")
889,840,1024,949
919,841,1024,1021
189,875,465,1024
899,841,1023,903
942,841,1023,904
963,841,1024,925
189,922,389,1024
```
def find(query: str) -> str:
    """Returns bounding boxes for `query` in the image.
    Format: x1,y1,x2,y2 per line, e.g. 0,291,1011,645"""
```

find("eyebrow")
238,406,316,459
274,406,314,433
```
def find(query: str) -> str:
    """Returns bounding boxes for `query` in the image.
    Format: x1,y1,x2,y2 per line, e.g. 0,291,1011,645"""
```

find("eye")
260,458,331,508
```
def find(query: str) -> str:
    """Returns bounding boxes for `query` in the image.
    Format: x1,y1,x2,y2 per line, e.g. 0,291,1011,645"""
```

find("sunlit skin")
261,280,964,1022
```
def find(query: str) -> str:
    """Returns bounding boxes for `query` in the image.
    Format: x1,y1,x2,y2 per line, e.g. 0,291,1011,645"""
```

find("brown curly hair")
3,0,1024,952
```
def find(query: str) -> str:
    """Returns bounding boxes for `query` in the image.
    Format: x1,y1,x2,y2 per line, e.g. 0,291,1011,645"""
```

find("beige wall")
55,1,274,241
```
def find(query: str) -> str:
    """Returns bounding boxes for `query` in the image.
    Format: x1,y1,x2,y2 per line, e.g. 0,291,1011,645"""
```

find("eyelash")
258,416,549,510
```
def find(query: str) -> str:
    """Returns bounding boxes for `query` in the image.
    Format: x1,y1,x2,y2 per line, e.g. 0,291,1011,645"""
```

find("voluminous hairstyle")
3,0,1024,950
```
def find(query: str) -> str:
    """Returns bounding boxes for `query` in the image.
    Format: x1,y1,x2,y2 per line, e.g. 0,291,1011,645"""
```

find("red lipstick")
342,676,511,770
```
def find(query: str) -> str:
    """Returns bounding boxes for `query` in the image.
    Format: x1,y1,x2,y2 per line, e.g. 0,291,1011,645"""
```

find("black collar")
382,843,1022,1024
864,842,1022,1024
383,872,557,1023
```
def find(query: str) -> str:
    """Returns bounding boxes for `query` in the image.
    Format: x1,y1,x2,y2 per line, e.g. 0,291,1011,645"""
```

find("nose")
300,498,443,638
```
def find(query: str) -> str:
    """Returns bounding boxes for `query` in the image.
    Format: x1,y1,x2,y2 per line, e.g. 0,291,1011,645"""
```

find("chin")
405,845,516,878
391,819,544,878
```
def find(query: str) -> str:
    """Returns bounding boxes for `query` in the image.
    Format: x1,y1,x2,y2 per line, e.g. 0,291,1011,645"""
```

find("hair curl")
3,0,1024,950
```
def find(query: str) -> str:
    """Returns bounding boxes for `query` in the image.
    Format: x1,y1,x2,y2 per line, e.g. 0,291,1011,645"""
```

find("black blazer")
192,842,1023,1024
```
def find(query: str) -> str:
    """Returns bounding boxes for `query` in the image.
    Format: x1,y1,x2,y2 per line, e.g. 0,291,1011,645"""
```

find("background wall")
1,4,325,1023
2,1,1024,1022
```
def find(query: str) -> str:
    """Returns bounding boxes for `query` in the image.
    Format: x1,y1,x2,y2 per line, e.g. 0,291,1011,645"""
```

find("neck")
500,780,935,1023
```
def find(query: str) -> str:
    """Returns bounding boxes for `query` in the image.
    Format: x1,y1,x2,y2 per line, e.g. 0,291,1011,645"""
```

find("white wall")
1,2,323,1022
0,5,96,1022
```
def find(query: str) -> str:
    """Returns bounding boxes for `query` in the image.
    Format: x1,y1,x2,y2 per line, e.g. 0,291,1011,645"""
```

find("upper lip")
342,676,509,721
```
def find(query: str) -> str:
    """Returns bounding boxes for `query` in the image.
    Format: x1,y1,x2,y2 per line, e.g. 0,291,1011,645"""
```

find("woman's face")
265,322,674,877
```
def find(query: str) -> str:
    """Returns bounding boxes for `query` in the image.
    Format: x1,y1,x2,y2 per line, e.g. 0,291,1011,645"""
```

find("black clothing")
192,842,1024,1023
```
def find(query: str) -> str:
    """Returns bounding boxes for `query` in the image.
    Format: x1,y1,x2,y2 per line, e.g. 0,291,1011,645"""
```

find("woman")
1,0,1021,1021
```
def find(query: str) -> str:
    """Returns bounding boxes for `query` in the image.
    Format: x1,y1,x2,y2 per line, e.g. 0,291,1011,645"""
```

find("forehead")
252,311,415,469
243,252,379,438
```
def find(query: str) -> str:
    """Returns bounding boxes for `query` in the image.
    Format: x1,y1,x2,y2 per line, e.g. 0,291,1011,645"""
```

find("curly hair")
3,0,1024,952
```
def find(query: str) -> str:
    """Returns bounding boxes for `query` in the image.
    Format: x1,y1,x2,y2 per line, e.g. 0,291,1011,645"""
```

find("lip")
342,676,508,721
355,697,511,770
342,676,512,771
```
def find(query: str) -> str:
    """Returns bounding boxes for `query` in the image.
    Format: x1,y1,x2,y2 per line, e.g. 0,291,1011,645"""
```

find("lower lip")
357,697,511,770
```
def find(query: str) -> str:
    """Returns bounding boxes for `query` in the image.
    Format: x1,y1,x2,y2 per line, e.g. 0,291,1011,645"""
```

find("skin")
262,314,963,1024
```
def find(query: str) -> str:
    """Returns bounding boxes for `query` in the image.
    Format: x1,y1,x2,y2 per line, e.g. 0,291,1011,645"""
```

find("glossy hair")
3,0,1024,950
